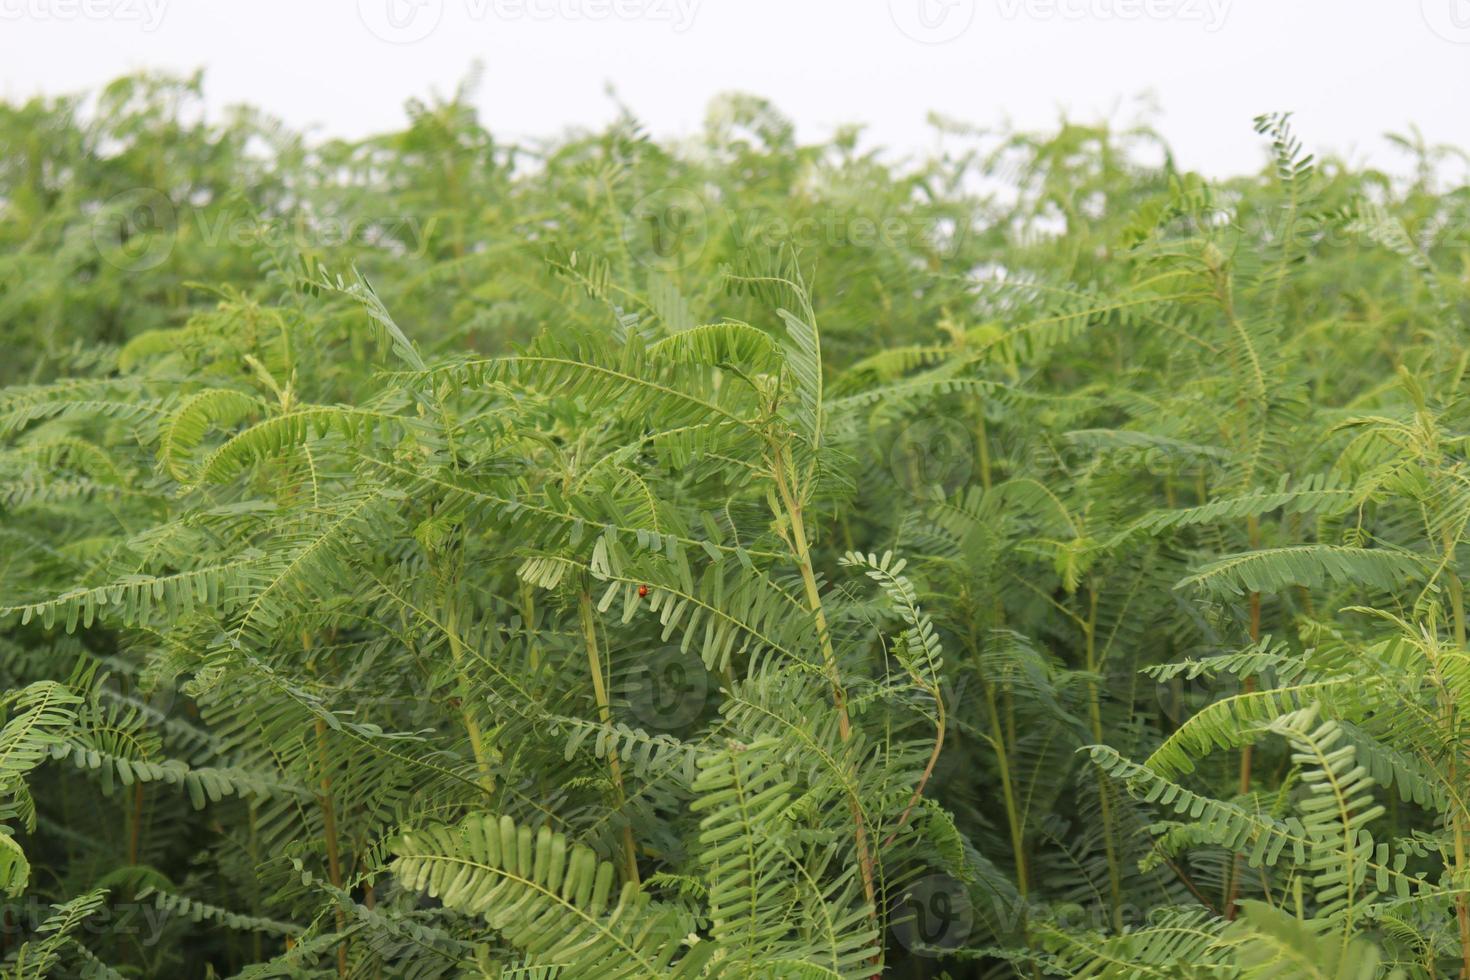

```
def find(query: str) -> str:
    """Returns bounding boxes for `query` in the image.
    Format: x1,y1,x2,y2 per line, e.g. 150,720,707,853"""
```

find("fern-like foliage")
2,72,1470,978
392,812,713,978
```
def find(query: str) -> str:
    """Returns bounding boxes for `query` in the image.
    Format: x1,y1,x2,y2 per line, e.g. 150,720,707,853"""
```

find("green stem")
1225,515,1263,921
770,443,879,917
304,632,347,976
977,409,992,492
315,715,347,978
1441,531,1470,976
444,601,495,794
984,677,1027,897
1083,583,1123,930
578,589,640,885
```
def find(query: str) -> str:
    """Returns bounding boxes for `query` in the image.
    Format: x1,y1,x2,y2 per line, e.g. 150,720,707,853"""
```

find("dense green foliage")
2,71,1470,977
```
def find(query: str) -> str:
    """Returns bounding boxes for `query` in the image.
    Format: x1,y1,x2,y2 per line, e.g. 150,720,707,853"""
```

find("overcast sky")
2,0,1468,178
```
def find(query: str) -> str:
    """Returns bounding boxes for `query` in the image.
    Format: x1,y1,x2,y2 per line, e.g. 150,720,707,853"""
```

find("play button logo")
889,0,975,43
359,0,443,43
1423,0,1470,42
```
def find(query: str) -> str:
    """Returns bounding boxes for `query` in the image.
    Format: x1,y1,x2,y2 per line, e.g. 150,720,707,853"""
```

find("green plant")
1,73,1469,978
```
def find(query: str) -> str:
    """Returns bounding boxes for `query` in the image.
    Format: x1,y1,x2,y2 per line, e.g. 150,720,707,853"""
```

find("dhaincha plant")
1,71,1469,977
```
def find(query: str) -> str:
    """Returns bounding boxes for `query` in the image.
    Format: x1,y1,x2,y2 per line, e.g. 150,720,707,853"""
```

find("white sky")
1,0,1468,178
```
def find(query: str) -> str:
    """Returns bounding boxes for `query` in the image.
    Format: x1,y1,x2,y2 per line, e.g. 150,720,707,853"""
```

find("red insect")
638,584,650,598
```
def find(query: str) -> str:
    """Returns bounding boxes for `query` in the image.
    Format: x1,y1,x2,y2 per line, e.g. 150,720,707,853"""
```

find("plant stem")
127,783,143,866
444,600,495,794
884,686,945,845
1453,803,1470,980
1442,530,1470,977
315,715,347,978
520,580,541,674
1083,582,1124,930
304,632,347,977
976,409,992,492
578,588,640,885
249,802,263,963
1225,515,1263,921
770,443,879,915
984,675,1028,897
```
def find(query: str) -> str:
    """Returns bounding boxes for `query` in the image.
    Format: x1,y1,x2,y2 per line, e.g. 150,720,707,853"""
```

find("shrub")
1,74,1468,977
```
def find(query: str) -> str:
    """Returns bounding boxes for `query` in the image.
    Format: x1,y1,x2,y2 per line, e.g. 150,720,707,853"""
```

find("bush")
1,73,1468,977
